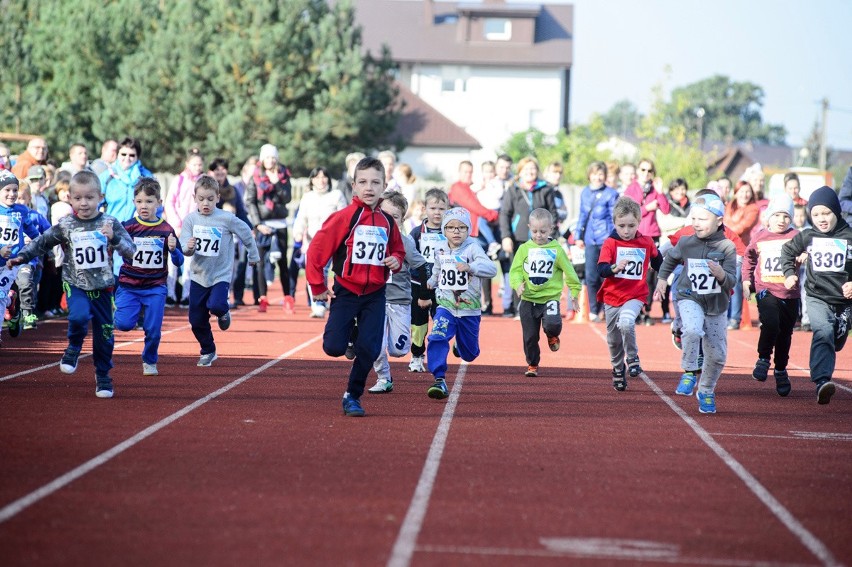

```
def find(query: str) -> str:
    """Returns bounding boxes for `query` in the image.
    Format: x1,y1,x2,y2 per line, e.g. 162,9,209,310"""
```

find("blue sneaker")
675,372,697,396
752,358,770,382
427,379,449,399
698,391,716,414
342,395,365,417
60,347,81,374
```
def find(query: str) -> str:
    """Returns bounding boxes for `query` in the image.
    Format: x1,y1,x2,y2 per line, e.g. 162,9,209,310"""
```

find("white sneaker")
408,356,426,372
143,363,159,376
368,378,393,393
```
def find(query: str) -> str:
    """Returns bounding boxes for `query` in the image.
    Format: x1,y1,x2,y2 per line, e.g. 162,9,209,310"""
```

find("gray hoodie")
658,226,737,316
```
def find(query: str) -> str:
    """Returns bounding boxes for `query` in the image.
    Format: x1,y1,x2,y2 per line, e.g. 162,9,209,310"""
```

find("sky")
543,0,852,150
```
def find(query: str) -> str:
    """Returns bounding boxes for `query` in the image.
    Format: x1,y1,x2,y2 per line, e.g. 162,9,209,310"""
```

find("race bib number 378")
352,226,388,266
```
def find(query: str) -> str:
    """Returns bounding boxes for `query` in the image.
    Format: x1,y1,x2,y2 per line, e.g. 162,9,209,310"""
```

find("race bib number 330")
71,231,109,269
810,238,847,273
352,226,388,266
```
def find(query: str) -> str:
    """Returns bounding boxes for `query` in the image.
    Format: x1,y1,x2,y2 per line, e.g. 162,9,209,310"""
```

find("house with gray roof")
353,0,573,182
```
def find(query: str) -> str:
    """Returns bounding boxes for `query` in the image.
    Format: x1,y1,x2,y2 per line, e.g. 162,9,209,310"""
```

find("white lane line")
711,432,852,442
387,363,468,567
588,325,839,567
0,323,192,382
0,334,322,524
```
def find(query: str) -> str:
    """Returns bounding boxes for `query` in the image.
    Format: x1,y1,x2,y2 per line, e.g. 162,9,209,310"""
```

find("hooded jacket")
658,225,738,316
306,196,406,297
574,184,619,246
780,186,852,306
499,180,559,243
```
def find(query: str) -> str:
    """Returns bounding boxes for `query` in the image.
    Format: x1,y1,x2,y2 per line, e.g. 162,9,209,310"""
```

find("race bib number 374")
193,225,222,257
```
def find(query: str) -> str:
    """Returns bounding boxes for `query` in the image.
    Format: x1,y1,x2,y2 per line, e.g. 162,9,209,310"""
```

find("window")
484,18,511,41
441,78,466,93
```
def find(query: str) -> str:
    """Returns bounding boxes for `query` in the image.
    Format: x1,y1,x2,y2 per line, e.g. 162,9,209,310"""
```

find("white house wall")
406,64,565,155
397,146,478,188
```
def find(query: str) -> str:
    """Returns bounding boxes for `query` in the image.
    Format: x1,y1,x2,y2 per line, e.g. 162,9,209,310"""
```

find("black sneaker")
60,347,81,374
344,342,356,360
452,343,460,358
816,379,835,405
752,358,770,382
427,379,449,399
774,369,791,397
612,366,627,392
217,311,231,331
95,375,114,399
626,357,642,378
502,308,516,318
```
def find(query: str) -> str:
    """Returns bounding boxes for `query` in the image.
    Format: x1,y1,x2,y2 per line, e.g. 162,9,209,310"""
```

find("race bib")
570,245,585,265
352,226,387,266
810,238,847,273
132,237,166,269
525,248,556,279
615,247,646,280
0,215,21,247
438,255,469,291
687,259,720,295
193,225,222,257
420,232,445,264
757,239,787,282
71,230,109,269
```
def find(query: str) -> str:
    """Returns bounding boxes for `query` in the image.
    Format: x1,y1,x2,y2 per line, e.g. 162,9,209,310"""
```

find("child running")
367,190,429,393
597,197,662,390
114,178,184,376
780,186,852,405
425,207,497,399
509,208,581,377
408,187,449,372
742,195,800,396
306,157,406,417
0,171,43,344
654,193,737,414
7,171,135,398
180,175,260,367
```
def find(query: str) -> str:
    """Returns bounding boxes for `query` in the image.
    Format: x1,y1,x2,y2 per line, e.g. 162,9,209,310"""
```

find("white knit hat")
765,194,794,220
441,207,472,232
259,144,279,161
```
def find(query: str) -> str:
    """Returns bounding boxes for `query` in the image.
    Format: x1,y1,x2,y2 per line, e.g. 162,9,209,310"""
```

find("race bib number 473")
352,226,388,266
132,237,165,269
71,231,109,269
193,225,222,257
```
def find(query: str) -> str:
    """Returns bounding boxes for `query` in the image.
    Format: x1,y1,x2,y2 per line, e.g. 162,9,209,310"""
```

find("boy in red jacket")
307,157,406,417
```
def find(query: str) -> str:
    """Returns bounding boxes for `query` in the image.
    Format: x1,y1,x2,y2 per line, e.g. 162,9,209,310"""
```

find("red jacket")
623,181,670,238
306,196,406,296
448,181,498,237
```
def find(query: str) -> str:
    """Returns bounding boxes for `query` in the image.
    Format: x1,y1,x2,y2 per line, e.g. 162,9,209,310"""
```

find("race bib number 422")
525,248,556,279
193,225,222,257
352,226,388,266
71,230,109,269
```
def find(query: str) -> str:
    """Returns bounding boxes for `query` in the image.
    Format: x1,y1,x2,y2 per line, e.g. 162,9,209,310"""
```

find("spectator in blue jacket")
574,161,619,321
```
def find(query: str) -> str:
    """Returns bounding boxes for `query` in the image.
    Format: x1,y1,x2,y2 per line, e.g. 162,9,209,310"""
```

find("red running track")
0,288,850,566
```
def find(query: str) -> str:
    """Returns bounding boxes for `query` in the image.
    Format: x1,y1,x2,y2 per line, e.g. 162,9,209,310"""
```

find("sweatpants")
755,291,799,371
188,280,230,356
426,307,481,379
114,284,168,364
65,284,115,378
679,300,728,394
323,283,386,399
604,299,644,369
0,265,21,312
519,298,562,366
372,302,413,381
806,295,851,384
410,285,436,358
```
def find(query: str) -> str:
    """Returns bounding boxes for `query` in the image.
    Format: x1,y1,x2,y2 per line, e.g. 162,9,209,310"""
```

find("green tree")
94,0,400,173
666,75,787,145
600,99,642,138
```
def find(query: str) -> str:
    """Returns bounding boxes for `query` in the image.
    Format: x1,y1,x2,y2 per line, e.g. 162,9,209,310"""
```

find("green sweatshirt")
509,239,581,303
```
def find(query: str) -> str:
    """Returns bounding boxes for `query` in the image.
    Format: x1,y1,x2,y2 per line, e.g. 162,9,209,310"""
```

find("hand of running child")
743,281,752,301
707,260,724,280
5,256,22,268
501,237,514,255
0,245,10,259
187,237,197,253
566,296,576,312
516,282,525,296
100,221,113,241
614,259,629,273
167,234,177,251
784,274,798,290
796,252,808,265
455,261,470,273
383,255,400,271
417,298,432,308
314,288,334,301
842,282,852,299
653,280,667,302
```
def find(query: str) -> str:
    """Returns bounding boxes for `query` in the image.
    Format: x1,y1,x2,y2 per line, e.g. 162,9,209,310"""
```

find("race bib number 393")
810,238,847,273
71,231,109,269
132,237,165,269
615,247,646,280
352,226,388,266
438,255,468,291
193,225,222,257
687,259,720,295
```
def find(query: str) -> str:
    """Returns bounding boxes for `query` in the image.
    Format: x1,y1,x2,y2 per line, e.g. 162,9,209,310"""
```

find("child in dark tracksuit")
8,171,136,398
780,186,852,405
306,157,406,417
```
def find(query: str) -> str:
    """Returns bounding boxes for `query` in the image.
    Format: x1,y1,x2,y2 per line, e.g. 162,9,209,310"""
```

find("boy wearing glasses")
424,207,497,399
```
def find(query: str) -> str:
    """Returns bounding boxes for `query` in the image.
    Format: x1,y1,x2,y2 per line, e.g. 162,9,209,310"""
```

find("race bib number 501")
71,231,109,269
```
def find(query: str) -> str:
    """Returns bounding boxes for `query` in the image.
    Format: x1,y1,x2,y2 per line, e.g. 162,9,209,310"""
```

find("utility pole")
819,97,828,171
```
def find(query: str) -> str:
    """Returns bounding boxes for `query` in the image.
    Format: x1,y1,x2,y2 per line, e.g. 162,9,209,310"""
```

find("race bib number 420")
132,237,165,269
193,225,222,257
352,226,388,266
615,247,646,280
71,231,109,269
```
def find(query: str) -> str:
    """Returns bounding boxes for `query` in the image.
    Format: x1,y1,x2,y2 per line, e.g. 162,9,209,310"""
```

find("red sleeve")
656,191,671,214
723,226,747,256
598,238,616,263
450,183,499,221
742,240,758,286
306,207,351,294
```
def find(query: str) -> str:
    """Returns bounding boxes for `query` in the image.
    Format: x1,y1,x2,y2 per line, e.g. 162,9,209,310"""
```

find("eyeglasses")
445,225,468,233
639,167,654,173
119,152,137,158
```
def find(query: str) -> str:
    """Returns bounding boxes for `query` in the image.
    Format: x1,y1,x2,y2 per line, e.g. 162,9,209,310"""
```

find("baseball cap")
27,165,46,180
